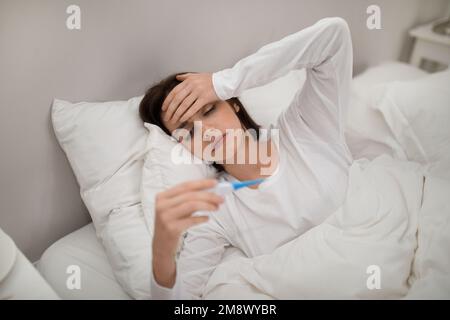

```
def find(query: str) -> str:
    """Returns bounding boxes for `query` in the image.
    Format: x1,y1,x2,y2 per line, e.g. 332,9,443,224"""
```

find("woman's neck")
222,136,279,188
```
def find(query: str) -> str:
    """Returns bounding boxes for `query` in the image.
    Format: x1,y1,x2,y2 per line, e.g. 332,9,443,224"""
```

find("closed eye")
183,104,216,139
203,104,216,116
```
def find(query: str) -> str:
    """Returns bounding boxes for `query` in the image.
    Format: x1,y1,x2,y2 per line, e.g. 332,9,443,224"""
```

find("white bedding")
204,157,450,299
40,156,450,300
37,224,131,300
204,155,425,299
39,61,449,299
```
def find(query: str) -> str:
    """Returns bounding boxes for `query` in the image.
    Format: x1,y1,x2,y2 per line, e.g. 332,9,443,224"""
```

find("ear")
233,103,240,113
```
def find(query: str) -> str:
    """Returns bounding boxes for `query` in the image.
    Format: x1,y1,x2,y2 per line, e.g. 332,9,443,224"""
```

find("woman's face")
161,100,246,164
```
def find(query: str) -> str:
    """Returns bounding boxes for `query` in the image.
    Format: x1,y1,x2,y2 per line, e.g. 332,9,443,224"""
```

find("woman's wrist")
152,251,177,288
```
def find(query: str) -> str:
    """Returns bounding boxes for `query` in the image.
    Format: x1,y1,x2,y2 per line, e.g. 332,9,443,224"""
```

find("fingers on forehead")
163,82,184,108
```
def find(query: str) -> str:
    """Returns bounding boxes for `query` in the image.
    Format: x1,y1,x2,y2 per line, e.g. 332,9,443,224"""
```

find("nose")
203,127,220,141
189,114,222,141
201,119,220,137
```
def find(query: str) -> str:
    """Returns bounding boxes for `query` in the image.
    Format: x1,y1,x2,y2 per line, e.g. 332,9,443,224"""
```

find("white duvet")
202,155,450,299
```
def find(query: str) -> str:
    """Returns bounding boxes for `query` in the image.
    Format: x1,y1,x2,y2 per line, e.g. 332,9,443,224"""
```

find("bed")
37,223,131,299
37,61,449,299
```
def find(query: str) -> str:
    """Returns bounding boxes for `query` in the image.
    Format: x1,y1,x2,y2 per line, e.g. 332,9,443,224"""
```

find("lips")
212,133,226,150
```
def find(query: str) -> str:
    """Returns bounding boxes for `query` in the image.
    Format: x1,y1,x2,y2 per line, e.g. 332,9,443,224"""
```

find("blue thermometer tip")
231,178,266,191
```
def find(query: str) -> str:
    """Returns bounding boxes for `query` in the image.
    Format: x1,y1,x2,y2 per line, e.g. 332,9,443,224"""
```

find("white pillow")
345,61,427,161
370,69,450,179
0,228,16,283
351,61,427,97
52,96,152,299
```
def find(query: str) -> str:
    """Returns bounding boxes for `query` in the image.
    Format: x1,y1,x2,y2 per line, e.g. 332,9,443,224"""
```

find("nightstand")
409,17,450,72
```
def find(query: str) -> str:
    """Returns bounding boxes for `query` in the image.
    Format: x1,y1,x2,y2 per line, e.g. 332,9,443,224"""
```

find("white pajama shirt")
152,17,354,299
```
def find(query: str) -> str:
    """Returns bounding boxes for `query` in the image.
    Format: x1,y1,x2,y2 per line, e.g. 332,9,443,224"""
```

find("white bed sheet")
37,223,131,300
38,61,428,300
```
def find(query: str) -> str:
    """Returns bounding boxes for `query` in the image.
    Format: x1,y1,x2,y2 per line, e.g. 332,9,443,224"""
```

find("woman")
139,17,354,299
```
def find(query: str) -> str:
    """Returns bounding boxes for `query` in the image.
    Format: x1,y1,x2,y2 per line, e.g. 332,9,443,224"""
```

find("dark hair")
139,72,261,173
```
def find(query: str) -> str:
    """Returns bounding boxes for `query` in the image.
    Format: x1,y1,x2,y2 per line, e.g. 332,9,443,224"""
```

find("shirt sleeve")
150,217,229,300
151,270,180,300
212,17,353,145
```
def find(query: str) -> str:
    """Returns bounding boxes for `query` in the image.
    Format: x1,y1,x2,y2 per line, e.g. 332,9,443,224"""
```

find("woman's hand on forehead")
162,72,220,124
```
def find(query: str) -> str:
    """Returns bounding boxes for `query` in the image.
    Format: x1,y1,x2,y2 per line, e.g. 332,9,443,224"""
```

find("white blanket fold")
204,155,426,299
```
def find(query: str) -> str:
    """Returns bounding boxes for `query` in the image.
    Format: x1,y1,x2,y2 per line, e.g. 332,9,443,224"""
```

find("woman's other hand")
152,178,224,288
162,72,220,124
